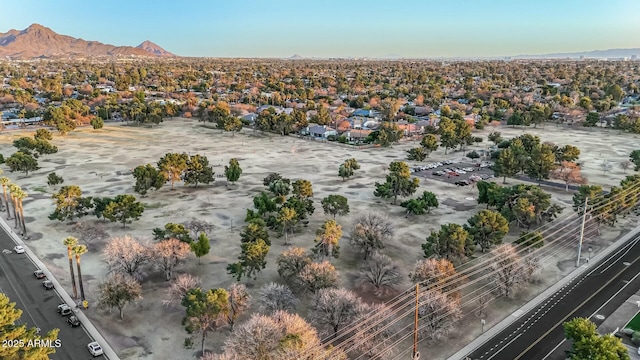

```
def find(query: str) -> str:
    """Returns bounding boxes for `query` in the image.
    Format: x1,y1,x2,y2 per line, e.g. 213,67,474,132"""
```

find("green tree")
338,164,354,181
525,144,557,184
313,219,342,259
631,150,640,171
157,152,189,189
92,196,114,221
563,317,629,360
558,145,581,163
181,288,229,355
422,223,474,261
464,210,509,252
407,147,427,161
419,134,439,156
374,161,420,204
183,154,214,188
514,230,544,249
152,222,193,242
438,117,457,154
190,233,211,264
49,185,93,221
321,194,350,219
277,206,297,246
5,152,38,176
240,218,270,245
133,164,165,195
226,239,270,281
400,191,439,217
292,179,313,199
34,129,53,141
47,172,64,187
488,131,502,145
90,117,104,130
103,194,145,228
493,148,518,183
224,158,242,184
476,181,502,208
583,112,599,129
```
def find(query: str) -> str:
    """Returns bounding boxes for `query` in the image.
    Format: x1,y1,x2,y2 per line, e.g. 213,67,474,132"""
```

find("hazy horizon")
2,0,639,58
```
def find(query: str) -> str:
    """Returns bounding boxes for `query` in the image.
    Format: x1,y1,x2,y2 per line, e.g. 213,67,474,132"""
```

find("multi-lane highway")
0,225,106,359
466,232,640,360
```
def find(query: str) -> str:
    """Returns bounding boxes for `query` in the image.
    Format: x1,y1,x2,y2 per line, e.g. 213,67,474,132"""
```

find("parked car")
463,167,475,172
87,342,104,357
447,171,460,177
67,315,81,327
455,180,471,186
42,280,54,290
57,304,72,316
433,170,446,176
480,174,491,180
443,160,454,165
455,170,466,175
34,270,46,279
13,245,25,254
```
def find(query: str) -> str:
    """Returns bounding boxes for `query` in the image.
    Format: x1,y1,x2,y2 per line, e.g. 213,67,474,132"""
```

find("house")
352,109,373,117
397,120,418,135
345,129,372,142
241,113,257,124
348,116,366,129
301,124,337,138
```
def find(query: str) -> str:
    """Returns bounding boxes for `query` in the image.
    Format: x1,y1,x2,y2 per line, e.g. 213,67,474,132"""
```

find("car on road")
455,180,471,186
13,245,25,254
34,269,46,279
57,304,72,316
87,341,104,356
43,280,54,290
67,315,81,327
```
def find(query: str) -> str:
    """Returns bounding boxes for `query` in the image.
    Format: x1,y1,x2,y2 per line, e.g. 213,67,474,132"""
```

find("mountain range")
513,48,640,59
0,23,174,59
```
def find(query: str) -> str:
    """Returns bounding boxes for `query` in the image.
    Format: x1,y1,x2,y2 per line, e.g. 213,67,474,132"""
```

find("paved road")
0,227,105,360
466,232,640,360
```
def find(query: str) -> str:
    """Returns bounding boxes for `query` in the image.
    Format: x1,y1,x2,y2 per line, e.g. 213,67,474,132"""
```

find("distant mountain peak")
136,40,174,57
289,54,305,59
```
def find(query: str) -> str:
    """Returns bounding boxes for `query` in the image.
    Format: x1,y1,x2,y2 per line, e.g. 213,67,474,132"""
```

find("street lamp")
481,319,486,334
588,247,592,262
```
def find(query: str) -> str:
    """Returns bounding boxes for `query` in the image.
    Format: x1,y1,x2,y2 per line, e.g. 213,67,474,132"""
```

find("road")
466,232,640,360
0,226,105,360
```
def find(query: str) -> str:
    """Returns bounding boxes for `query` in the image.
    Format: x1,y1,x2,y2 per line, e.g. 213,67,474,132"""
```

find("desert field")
0,119,638,360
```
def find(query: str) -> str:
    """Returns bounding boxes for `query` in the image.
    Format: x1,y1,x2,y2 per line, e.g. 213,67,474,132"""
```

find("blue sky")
1,0,639,58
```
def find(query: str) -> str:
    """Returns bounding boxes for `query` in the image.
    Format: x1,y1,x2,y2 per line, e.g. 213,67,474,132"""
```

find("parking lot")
411,160,496,187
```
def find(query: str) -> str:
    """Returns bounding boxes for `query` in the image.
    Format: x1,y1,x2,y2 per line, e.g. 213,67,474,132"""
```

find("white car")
13,245,25,254
87,341,104,356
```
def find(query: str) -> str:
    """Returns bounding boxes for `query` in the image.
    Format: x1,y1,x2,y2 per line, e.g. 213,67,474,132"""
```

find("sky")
1,0,639,58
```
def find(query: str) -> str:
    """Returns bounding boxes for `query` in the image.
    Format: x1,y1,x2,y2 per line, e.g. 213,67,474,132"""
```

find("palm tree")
1,177,12,220
15,189,27,237
63,237,79,298
9,184,20,229
0,169,4,211
73,244,88,301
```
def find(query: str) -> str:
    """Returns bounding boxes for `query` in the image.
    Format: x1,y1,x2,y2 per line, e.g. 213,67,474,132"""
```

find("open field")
0,119,638,359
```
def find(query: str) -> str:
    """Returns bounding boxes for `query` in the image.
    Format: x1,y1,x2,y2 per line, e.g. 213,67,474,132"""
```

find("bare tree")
356,252,402,296
96,273,142,320
257,282,299,314
225,283,251,331
350,213,394,260
184,218,214,238
153,238,191,281
408,258,463,295
489,244,530,298
474,291,495,318
163,274,201,307
311,288,365,337
276,246,312,288
298,261,339,294
620,160,632,174
102,235,150,280
350,302,396,359
73,222,108,244
418,289,462,340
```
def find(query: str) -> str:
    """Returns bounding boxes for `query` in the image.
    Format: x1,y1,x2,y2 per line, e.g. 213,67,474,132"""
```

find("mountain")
288,54,305,60
136,40,173,57
514,48,640,59
0,23,174,59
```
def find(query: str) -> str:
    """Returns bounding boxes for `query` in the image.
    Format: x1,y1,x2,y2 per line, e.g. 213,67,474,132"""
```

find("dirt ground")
0,119,637,359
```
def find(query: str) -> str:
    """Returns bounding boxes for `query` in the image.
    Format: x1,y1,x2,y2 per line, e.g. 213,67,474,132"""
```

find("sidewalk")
598,290,640,360
448,224,640,360
0,218,120,360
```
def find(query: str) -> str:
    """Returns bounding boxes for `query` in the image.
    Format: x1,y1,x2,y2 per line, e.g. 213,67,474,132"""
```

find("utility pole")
576,197,589,267
412,283,420,360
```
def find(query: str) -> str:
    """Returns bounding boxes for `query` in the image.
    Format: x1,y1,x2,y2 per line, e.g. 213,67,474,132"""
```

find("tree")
438,117,457,154
356,252,402,296
153,222,193,242
338,158,360,181
5,151,38,176
14,188,27,236
102,235,150,280
47,172,64,187
620,160,633,173
419,134,439,156
321,194,349,219
551,161,587,191
400,191,439,217
268,178,291,203
298,261,338,294
583,112,600,128
157,152,189,189
90,117,104,130
73,244,88,300
182,288,229,355
489,244,531,298
350,213,394,260
0,176,9,220
72,221,108,244
558,144,581,163
276,246,312,288
277,206,297,246
374,161,420,204
312,288,364,337
418,289,462,340
525,143,557,184
476,181,501,208
422,223,474,262
240,218,270,245
153,238,191,281
34,128,53,141
407,147,427,161
184,154,215,188
464,210,509,252
63,236,79,299
409,258,462,295
313,219,342,259
514,230,544,249
102,194,145,228
8,184,20,230
226,239,270,281
163,274,201,307
0,294,60,359
133,164,165,195
225,283,251,331
97,273,142,320
257,282,299,313
631,150,640,171
564,317,629,360
191,233,211,264
224,158,242,184
49,185,93,221
493,148,519,183
488,131,502,145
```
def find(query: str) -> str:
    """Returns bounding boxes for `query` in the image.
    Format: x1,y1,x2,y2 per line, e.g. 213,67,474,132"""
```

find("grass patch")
31,186,47,193
625,311,640,332
142,202,165,209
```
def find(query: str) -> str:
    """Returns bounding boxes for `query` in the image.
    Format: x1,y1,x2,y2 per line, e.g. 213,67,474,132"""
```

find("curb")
448,224,640,360
0,217,120,360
